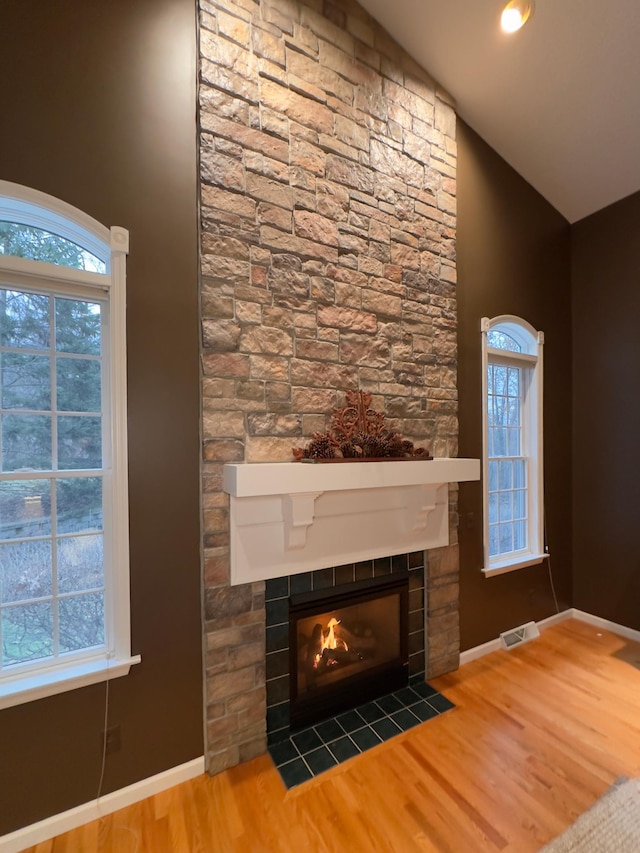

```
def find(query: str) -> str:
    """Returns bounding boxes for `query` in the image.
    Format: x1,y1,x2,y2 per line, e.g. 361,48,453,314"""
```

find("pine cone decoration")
412,446,433,459
291,388,433,461
339,431,401,458
381,431,404,457
360,434,387,458
340,441,359,458
350,431,368,457
306,433,336,459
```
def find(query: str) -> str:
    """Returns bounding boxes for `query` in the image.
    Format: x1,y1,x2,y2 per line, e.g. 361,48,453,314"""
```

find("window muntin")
0,182,136,708
482,315,544,574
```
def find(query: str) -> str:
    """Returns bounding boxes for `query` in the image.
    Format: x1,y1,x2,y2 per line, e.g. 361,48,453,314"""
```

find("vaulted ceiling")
359,0,640,223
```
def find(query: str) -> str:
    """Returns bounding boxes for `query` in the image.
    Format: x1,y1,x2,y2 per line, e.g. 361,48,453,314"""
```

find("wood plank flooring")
25,619,640,852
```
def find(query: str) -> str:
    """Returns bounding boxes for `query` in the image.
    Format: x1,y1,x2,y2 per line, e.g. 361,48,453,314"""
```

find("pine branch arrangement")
292,389,433,461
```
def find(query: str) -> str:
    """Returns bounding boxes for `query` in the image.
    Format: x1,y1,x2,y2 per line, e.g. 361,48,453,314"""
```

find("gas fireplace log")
303,623,324,684
315,648,365,678
297,624,327,667
338,626,377,651
323,648,355,665
307,624,323,657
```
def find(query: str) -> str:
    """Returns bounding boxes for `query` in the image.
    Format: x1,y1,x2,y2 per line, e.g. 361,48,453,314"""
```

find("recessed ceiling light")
501,0,534,33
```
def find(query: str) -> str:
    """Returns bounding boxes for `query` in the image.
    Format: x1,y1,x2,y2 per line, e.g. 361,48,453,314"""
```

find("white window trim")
0,180,112,268
0,181,139,709
481,315,546,577
0,655,140,709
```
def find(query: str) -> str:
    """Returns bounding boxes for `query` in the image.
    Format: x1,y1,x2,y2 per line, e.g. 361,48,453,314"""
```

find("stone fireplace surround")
199,0,463,776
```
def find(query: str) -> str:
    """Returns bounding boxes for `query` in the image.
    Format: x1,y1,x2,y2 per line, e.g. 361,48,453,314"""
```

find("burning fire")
314,617,348,668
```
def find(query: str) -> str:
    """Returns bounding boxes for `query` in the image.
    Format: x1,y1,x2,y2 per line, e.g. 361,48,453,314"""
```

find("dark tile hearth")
268,681,454,789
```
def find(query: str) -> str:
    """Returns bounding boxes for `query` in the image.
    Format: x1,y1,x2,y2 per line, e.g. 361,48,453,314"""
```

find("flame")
314,617,348,668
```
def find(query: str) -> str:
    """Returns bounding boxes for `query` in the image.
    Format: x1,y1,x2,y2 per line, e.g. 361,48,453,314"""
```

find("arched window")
481,315,546,575
0,181,138,708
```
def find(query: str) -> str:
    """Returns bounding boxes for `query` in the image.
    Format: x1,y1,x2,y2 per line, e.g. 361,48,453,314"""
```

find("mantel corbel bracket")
282,491,323,550
407,485,438,532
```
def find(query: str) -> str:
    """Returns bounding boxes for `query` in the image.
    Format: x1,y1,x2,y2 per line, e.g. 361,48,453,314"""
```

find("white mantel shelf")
223,458,480,586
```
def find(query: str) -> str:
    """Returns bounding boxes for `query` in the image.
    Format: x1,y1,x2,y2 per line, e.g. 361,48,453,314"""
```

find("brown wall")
0,0,202,835
571,190,640,629
456,121,573,650
1,0,619,835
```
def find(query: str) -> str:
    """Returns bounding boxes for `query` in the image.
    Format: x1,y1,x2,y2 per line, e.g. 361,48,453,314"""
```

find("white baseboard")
536,609,574,630
0,756,205,853
459,636,503,664
459,610,574,665
460,608,640,666
571,609,640,644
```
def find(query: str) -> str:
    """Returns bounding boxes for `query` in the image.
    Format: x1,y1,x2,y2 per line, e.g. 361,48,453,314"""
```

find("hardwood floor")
25,619,640,852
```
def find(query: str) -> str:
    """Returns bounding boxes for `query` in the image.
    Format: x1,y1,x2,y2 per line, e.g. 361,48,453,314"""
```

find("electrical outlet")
101,725,121,755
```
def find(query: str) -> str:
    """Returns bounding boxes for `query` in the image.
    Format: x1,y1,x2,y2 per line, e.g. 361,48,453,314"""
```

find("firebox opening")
289,573,409,731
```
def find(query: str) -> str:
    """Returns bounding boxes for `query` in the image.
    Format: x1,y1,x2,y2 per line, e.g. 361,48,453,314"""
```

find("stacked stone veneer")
199,0,460,775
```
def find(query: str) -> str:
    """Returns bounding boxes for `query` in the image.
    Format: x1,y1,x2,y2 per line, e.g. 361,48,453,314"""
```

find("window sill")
0,654,141,710
482,553,548,577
